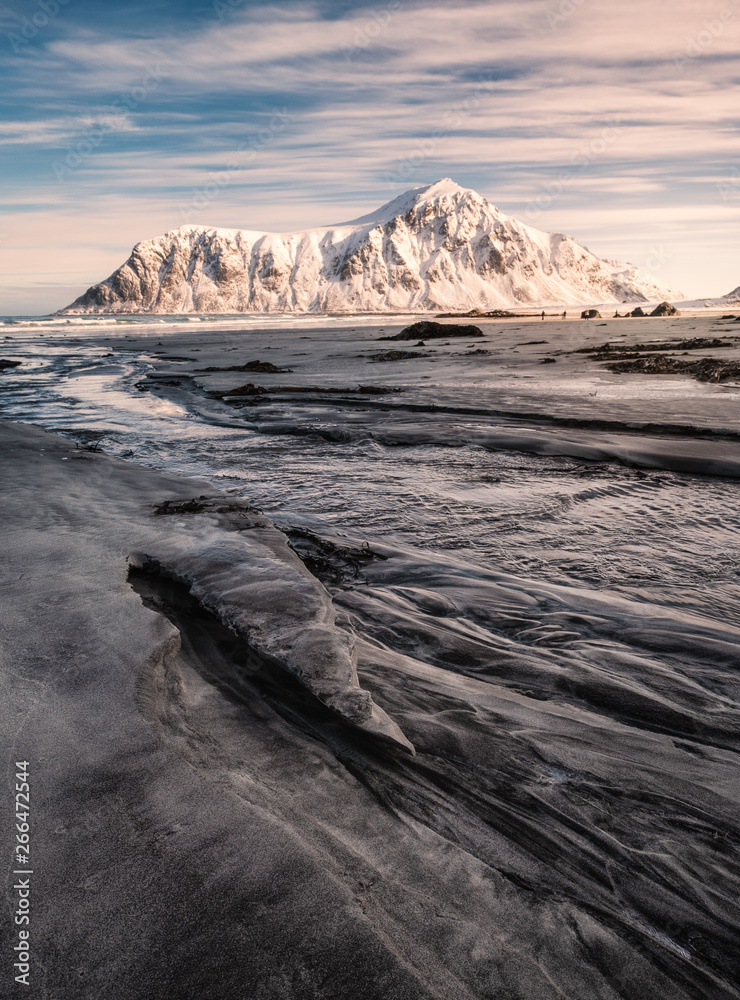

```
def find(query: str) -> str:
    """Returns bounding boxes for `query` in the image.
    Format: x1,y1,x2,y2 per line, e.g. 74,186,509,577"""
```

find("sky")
0,0,738,314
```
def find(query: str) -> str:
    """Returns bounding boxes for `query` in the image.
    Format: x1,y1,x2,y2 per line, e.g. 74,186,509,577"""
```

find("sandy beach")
2,310,740,997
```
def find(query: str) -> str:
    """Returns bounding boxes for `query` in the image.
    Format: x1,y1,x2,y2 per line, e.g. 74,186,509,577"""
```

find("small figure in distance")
541,310,545,320
562,310,566,319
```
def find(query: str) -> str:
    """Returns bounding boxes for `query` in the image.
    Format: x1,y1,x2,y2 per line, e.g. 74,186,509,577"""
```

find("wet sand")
2,413,740,999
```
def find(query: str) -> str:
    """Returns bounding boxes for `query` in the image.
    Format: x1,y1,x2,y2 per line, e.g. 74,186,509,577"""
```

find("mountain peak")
417,177,468,199
347,178,489,226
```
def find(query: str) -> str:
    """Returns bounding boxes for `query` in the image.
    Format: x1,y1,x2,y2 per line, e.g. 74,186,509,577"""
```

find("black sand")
2,417,740,999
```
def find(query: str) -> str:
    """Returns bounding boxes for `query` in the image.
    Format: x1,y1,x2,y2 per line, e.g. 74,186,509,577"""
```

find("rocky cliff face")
61,179,682,314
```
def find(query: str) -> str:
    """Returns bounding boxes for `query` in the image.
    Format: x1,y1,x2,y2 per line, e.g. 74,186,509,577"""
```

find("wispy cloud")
1,0,739,312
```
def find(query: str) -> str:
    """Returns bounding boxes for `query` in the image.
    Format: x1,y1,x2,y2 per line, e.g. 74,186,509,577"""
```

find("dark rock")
220,383,269,396
604,355,740,383
581,309,601,320
154,496,261,516
629,307,646,317
219,383,401,397
650,302,680,317
198,360,292,373
390,321,483,340
438,309,521,318
540,358,557,364
286,526,387,588
0,358,21,370
577,337,733,355
369,350,430,362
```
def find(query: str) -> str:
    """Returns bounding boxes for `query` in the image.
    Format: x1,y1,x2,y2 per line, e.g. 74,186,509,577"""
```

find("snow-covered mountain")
60,179,682,314
723,285,740,301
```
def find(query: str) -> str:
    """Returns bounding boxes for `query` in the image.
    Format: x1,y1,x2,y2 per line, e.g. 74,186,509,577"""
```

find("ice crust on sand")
128,498,413,752
0,421,411,753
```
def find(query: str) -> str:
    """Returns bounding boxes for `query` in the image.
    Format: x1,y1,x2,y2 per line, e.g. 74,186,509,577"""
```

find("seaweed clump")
286,528,387,586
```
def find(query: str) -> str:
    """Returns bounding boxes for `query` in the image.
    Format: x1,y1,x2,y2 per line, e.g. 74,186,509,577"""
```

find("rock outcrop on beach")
391,320,483,340
650,301,680,316
60,179,682,315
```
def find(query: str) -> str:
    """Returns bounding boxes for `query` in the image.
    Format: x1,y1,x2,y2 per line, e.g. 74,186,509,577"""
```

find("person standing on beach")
541,310,545,320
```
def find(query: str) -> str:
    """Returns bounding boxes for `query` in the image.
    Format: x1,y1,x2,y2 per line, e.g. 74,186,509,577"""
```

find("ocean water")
2,312,740,997
2,312,739,621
